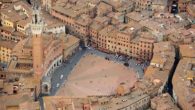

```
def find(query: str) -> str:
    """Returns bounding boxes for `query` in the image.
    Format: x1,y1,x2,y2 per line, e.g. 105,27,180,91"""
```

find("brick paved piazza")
56,53,137,97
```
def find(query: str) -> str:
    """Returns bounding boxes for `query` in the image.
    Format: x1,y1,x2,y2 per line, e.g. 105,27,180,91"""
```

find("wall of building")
0,28,24,42
44,55,63,77
45,25,66,34
63,43,79,61
1,19,14,28
135,0,152,11
0,47,12,64
43,39,63,73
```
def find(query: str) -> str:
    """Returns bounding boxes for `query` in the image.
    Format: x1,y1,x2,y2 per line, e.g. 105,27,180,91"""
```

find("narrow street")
163,47,180,96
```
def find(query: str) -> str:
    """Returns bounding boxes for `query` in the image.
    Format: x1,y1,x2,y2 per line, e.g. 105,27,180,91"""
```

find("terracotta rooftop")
0,41,17,49
91,91,149,110
151,93,180,110
17,18,31,27
173,58,195,110
99,25,116,36
76,14,93,26
145,42,175,83
43,96,89,110
64,34,80,49
90,21,105,31
153,42,175,55
19,76,40,90
180,44,195,58
126,11,149,22
0,93,32,110
52,5,81,18
19,101,40,110
0,26,15,33
0,79,3,89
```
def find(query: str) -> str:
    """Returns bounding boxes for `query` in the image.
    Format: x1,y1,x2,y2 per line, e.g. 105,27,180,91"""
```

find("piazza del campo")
0,0,195,110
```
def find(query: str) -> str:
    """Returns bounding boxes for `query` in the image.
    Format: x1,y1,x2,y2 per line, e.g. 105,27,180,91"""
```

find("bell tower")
31,1,44,76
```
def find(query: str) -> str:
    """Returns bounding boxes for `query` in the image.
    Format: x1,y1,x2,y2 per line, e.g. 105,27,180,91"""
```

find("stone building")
0,1,32,32
125,11,150,23
178,0,191,12
0,26,26,42
151,93,180,110
41,0,57,12
96,1,112,17
172,43,195,110
62,34,80,61
179,44,195,58
51,1,95,46
151,0,168,12
8,3,80,77
144,42,175,94
173,58,195,110
43,96,90,110
0,93,40,110
135,0,152,11
90,91,150,110
135,0,168,12
187,3,195,17
98,25,115,53
130,31,156,61
0,41,17,64
50,0,159,61
44,23,65,34
89,16,110,48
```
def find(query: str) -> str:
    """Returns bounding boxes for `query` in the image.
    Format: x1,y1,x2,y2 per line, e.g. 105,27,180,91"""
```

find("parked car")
56,83,60,88
105,57,110,60
124,62,129,67
60,75,64,79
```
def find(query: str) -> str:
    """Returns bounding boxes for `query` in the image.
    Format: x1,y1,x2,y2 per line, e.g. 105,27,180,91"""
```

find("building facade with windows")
0,41,16,64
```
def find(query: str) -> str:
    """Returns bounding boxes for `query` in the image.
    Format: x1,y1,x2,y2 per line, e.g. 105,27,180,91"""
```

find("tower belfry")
31,0,44,35
31,1,44,76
